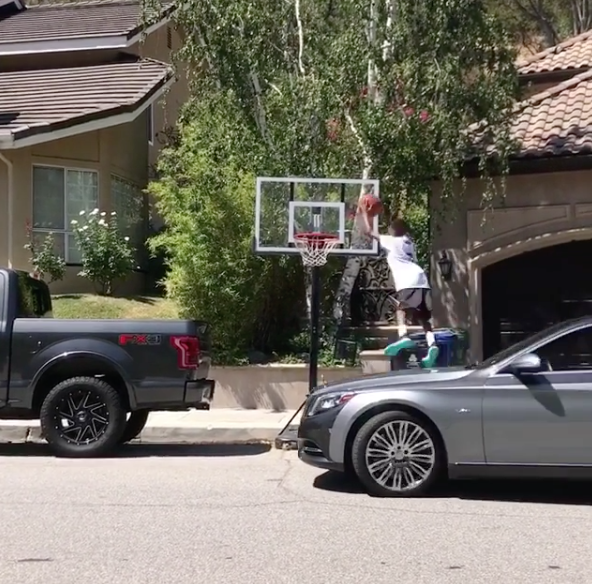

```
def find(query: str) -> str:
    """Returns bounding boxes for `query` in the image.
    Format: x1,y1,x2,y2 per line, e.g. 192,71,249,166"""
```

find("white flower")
70,219,78,225
90,208,99,215
124,236,130,242
79,210,85,216
82,225,89,231
100,211,106,217
98,219,107,226
111,211,117,216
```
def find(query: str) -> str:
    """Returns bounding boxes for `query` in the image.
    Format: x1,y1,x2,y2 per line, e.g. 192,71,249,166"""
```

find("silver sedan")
298,317,592,497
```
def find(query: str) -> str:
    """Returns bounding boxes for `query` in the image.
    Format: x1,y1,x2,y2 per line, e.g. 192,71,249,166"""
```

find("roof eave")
0,74,173,150
0,0,24,10
0,14,170,56
461,151,592,178
519,67,590,84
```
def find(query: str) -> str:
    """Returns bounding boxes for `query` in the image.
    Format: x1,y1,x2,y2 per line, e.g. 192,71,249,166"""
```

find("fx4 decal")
118,334,162,346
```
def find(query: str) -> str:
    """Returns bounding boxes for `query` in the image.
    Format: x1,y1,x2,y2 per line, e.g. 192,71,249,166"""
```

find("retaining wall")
210,365,362,411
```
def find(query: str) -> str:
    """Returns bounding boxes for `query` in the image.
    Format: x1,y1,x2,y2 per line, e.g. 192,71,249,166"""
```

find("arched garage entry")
482,239,592,358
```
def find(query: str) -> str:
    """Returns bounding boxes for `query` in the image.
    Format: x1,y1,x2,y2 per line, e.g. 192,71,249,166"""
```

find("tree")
493,0,592,51
147,96,307,357
143,0,517,341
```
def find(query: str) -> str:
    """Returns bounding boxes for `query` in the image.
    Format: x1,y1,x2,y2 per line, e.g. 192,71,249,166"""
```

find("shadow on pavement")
0,442,271,458
313,471,592,505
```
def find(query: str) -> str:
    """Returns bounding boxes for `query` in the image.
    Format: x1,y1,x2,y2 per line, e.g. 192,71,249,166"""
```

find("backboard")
254,177,380,257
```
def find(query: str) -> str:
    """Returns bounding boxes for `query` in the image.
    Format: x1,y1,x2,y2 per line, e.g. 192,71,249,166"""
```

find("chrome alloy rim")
365,420,436,492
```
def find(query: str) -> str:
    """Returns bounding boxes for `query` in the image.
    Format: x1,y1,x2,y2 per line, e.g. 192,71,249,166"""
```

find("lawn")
52,294,179,320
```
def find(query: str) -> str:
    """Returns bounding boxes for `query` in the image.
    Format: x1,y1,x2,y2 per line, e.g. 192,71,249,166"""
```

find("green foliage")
490,0,591,50
142,0,519,354
71,210,136,296
24,226,66,284
403,200,431,272
148,96,306,354
153,0,518,211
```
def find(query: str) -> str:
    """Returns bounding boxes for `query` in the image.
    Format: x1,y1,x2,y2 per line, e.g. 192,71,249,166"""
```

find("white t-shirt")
379,235,430,291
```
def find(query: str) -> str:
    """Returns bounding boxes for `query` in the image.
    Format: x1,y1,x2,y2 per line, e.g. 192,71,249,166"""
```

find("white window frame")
31,164,99,264
147,104,154,146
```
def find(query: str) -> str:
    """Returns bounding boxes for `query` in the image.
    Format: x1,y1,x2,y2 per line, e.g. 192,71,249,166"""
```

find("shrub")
148,99,305,356
24,223,66,283
404,198,430,273
71,209,136,296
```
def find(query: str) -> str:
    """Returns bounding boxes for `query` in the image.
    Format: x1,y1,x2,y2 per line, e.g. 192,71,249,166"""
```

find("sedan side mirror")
507,353,542,374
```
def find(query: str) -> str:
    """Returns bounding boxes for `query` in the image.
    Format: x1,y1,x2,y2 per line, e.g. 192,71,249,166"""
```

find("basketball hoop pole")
292,231,339,393
308,265,322,393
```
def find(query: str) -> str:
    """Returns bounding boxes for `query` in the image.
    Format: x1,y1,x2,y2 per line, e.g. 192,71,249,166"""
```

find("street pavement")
0,444,591,583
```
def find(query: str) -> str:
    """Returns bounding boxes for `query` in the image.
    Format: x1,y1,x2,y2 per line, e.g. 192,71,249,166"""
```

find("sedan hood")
313,366,472,397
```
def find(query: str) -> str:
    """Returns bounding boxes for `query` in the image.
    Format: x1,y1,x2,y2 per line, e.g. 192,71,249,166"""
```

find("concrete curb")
0,424,286,446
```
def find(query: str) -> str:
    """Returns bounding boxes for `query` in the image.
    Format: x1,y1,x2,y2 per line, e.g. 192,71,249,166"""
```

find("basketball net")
294,233,340,268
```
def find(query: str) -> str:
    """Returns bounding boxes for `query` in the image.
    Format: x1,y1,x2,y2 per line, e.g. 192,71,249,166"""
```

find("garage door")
482,239,592,358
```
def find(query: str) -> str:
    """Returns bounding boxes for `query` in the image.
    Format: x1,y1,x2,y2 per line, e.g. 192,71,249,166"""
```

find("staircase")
337,324,425,375
343,255,428,374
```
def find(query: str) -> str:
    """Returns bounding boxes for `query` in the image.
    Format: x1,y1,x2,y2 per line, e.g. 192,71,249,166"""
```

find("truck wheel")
40,376,126,458
351,410,444,498
118,410,150,444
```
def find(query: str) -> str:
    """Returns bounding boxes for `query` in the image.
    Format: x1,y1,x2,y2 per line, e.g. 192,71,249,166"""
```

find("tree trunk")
332,0,390,325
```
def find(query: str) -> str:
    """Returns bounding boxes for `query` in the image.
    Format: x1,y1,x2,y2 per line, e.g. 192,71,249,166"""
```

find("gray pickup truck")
0,269,215,457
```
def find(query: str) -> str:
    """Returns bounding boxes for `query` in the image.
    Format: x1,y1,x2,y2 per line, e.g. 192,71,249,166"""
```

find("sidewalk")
0,409,301,445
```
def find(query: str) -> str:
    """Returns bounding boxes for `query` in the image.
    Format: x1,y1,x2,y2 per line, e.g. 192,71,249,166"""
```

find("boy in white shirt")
359,207,440,368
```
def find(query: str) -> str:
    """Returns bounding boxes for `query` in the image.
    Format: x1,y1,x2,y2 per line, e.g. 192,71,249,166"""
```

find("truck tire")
118,410,150,444
40,376,126,458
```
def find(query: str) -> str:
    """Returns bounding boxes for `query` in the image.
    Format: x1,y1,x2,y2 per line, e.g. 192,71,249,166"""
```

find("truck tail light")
170,335,200,369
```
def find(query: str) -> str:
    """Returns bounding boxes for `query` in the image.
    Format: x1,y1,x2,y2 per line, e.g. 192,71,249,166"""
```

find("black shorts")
395,288,432,321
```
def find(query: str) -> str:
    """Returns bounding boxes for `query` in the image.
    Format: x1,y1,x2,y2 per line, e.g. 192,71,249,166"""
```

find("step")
359,349,392,375
343,324,424,339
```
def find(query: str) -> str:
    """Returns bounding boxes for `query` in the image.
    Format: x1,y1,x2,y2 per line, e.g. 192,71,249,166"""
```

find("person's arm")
357,202,380,241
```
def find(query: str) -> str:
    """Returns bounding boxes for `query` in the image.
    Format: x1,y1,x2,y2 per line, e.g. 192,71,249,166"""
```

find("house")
0,0,187,293
431,31,592,361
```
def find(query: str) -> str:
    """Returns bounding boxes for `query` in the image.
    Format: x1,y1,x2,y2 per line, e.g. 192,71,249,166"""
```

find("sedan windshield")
472,320,578,370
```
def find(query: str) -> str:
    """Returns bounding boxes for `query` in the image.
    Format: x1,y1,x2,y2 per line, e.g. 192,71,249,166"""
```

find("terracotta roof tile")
0,0,172,44
0,57,171,143
517,30,592,75
474,70,592,159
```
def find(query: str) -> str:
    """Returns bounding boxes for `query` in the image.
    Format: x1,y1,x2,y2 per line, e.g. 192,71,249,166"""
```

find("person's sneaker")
384,336,416,357
421,345,440,368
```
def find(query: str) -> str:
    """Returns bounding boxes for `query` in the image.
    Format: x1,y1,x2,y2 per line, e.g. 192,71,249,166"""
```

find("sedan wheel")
352,411,444,497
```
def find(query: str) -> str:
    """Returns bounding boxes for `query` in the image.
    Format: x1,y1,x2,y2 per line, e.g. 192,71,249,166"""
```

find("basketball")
361,193,383,217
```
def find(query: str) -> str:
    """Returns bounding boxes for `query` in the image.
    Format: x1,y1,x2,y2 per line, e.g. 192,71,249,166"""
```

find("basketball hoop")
294,233,340,267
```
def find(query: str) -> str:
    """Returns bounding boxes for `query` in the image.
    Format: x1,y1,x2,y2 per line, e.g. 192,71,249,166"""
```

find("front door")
483,324,592,465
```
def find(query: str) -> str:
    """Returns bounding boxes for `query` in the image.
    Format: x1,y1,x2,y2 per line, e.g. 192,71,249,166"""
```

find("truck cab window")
16,273,52,318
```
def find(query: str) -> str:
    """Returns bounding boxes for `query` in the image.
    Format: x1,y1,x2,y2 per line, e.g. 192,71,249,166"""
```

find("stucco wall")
130,24,189,174
432,169,592,360
1,117,148,294
0,161,7,267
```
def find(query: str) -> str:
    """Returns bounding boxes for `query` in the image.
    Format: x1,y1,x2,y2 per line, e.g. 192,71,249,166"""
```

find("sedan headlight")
308,391,356,416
